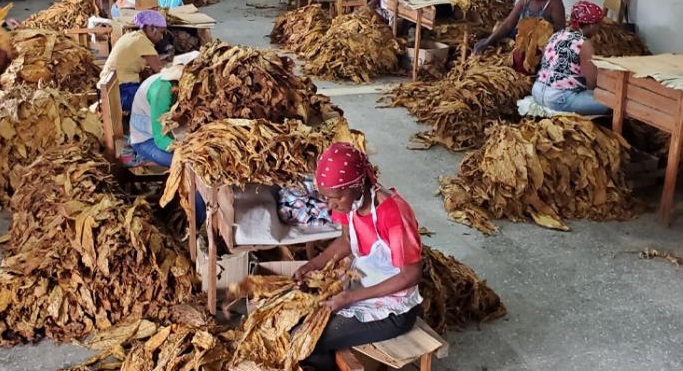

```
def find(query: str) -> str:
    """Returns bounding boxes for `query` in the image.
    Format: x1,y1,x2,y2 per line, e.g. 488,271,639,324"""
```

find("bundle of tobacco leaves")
0,29,100,93
164,41,340,132
513,17,554,73
591,19,650,57
438,115,638,234
384,53,532,151
0,87,102,206
432,21,490,51
171,29,200,54
421,245,506,333
21,0,100,30
187,0,219,7
160,118,326,209
63,305,235,371
229,260,346,371
271,4,330,54
0,145,196,346
302,7,401,83
465,0,514,31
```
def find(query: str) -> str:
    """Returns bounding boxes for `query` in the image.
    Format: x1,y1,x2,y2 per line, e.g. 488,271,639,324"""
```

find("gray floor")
1,1,683,370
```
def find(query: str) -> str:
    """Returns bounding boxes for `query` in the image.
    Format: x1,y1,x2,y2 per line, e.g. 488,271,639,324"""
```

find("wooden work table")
594,64,683,226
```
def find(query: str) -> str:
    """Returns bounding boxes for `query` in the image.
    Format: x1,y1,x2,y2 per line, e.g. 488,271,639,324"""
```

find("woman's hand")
473,39,489,55
321,291,354,312
293,261,319,283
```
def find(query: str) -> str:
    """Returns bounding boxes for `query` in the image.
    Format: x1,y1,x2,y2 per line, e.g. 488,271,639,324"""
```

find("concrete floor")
2,1,683,370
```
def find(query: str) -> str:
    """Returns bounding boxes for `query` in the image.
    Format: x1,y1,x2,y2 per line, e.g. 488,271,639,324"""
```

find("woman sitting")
474,0,565,74
130,57,206,225
294,142,423,370
532,1,609,115
110,0,135,18
100,10,166,112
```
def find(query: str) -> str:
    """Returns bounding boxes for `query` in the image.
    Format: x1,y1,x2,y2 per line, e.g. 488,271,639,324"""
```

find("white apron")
336,189,422,322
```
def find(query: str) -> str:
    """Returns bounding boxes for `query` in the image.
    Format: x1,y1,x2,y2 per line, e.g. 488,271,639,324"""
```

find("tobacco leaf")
0,144,196,346
591,19,650,57
513,17,553,73
20,0,100,30
464,0,514,31
639,248,683,267
160,118,329,209
420,245,506,333
302,7,401,83
1,29,100,93
271,4,330,54
437,115,639,234
163,41,341,133
383,53,531,151
0,87,102,207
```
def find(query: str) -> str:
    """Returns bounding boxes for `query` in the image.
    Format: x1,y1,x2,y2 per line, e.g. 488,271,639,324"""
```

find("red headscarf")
315,142,377,190
570,1,605,30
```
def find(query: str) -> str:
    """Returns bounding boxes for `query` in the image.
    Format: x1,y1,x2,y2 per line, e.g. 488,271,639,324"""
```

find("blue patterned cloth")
278,180,332,227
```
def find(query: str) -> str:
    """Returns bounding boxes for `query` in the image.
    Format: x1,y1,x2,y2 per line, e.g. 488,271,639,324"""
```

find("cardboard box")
404,40,449,70
135,0,158,10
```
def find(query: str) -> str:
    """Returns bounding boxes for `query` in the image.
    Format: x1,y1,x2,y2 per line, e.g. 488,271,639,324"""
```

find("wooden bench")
65,27,113,67
335,0,367,16
97,70,168,190
336,318,449,371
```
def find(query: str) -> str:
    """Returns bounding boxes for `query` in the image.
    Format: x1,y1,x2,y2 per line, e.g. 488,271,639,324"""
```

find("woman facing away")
531,1,610,115
294,142,423,370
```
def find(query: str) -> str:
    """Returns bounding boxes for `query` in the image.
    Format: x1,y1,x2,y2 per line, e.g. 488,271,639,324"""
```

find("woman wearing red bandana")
295,142,423,370
532,1,610,115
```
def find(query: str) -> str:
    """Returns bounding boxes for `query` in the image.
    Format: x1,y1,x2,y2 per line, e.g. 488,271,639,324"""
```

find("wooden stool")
335,318,448,371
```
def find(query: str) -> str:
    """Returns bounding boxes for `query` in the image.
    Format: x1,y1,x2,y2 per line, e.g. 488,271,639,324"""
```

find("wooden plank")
415,317,449,359
206,186,219,315
594,88,616,107
412,9,422,81
611,70,628,134
188,165,198,263
336,349,365,371
628,73,682,101
419,353,432,371
353,323,444,369
384,0,435,30
596,70,617,92
624,99,677,133
626,84,679,117
659,94,683,225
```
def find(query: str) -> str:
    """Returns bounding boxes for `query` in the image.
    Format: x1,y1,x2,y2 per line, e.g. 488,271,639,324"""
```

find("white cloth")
129,73,161,145
336,189,423,323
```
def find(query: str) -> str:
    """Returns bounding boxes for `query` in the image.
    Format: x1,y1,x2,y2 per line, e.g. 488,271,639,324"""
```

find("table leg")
391,0,398,36
412,9,422,81
419,352,432,371
188,166,197,263
207,188,219,315
612,71,628,134
659,96,683,225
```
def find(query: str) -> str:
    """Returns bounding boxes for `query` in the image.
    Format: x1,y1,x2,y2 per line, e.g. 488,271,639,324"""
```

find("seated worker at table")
474,0,565,72
294,142,423,371
110,0,135,18
531,1,609,116
130,58,206,225
100,10,167,112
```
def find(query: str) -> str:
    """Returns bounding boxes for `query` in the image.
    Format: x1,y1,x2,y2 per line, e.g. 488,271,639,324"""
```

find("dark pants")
120,82,141,112
304,307,419,370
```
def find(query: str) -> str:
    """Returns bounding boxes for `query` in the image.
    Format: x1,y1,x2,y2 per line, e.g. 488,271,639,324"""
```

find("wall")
562,0,683,54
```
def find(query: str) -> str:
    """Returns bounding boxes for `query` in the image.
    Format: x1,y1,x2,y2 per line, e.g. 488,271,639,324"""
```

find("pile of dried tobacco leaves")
303,7,401,83
271,4,330,54
161,118,326,207
0,145,196,346
513,17,554,72
421,245,506,333
1,29,100,93
384,53,532,151
438,116,638,234
592,19,650,57
0,87,101,206
163,41,340,132
21,0,100,30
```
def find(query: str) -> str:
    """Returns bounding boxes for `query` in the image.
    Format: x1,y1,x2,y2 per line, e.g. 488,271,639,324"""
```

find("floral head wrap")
570,1,605,30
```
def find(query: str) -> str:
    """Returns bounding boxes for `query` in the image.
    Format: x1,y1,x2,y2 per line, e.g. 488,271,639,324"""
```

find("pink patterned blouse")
537,29,587,92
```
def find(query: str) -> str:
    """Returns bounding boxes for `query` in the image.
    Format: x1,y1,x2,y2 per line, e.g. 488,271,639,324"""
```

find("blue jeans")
133,138,207,227
120,83,140,112
532,81,610,115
